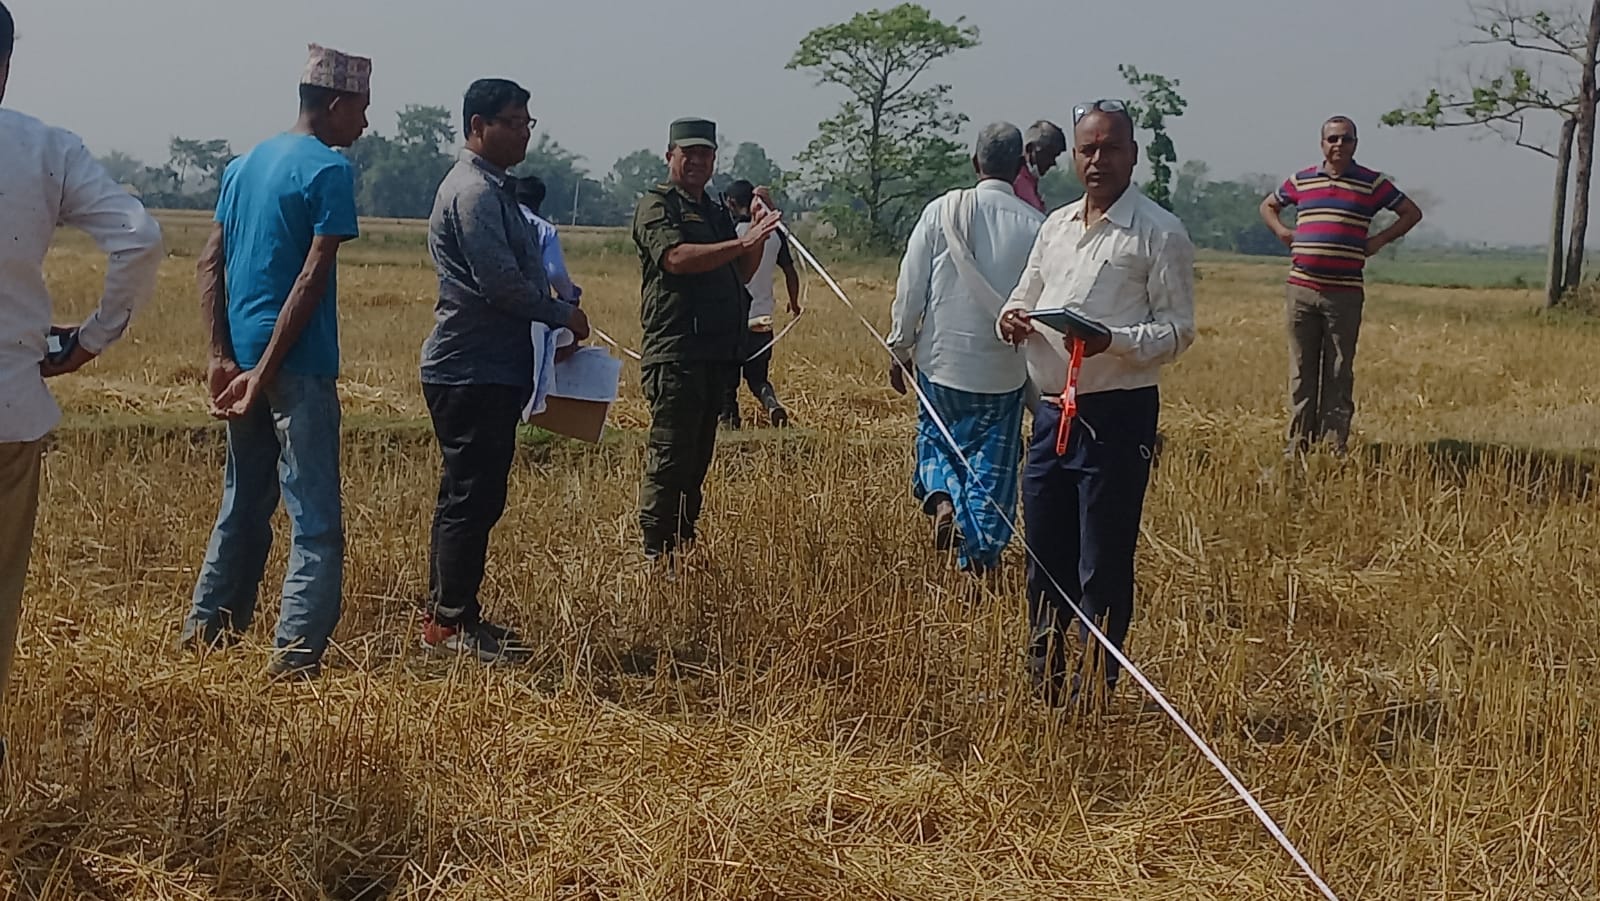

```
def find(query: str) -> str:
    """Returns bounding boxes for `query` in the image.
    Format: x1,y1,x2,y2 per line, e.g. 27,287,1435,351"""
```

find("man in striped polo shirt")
1260,116,1422,455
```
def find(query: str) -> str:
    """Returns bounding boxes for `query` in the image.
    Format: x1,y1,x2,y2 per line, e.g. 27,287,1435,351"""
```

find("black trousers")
722,328,781,419
423,383,526,626
1022,387,1159,695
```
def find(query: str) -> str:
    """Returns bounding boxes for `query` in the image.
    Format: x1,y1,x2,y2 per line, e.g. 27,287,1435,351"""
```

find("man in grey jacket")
419,77,590,662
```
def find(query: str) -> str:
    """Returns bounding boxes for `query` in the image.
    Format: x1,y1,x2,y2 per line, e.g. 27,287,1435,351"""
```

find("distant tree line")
97,106,801,228
92,2,1416,261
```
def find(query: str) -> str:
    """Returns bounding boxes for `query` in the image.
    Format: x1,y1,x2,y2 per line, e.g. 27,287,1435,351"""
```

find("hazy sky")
2,0,1570,243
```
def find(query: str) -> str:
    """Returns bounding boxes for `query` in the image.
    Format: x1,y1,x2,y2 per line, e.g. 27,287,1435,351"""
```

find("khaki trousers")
0,440,44,705
1286,284,1364,452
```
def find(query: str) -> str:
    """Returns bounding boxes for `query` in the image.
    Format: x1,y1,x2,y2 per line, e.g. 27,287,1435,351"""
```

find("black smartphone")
1025,307,1112,342
45,328,80,366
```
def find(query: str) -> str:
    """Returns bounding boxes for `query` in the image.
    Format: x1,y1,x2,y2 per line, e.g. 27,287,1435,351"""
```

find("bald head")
1075,108,1136,144
1025,120,1067,156
974,121,1024,182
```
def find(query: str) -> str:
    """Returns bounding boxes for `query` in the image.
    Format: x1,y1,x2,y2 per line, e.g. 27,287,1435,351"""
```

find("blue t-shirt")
215,133,359,377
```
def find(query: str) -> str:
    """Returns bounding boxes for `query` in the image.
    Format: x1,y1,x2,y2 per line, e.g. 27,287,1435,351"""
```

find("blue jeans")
186,373,344,666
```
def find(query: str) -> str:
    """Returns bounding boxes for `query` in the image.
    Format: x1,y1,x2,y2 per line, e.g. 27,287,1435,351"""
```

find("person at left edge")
632,117,781,562
2,0,164,755
182,43,371,681
420,79,591,663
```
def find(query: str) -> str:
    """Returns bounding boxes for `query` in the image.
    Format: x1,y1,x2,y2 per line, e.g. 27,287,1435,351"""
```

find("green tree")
395,104,455,149
726,141,785,188
1381,1,1600,306
96,150,185,208
514,134,630,226
1170,161,1287,256
1118,65,1187,210
344,104,456,219
1038,167,1084,211
788,3,979,250
607,148,669,211
166,137,235,207
98,150,145,186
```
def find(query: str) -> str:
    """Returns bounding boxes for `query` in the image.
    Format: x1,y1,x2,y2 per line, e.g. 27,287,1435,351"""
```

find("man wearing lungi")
888,122,1045,575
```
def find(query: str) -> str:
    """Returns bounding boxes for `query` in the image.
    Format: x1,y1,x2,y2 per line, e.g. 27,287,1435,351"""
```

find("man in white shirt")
888,123,1045,574
999,101,1196,707
0,0,164,721
512,175,582,305
721,179,800,429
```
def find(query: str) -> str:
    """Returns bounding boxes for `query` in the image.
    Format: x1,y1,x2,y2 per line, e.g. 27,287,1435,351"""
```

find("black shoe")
768,405,790,427
719,414,742,430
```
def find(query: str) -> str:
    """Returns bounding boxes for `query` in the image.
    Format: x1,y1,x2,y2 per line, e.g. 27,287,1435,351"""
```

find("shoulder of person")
1041,198,1083,230
308,145,357,181
633,186,674,224
451,169,509,214
24,115,102,170
990,187,1046,222
921,189,961,221
1362,165,1399,185
5,110,79,153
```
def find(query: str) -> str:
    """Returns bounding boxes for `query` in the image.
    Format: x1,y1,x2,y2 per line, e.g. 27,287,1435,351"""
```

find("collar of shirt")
463,149,509,188
663,181,717,211
1068,186,1138,229
975,177,1019,197
1319,159,1359,178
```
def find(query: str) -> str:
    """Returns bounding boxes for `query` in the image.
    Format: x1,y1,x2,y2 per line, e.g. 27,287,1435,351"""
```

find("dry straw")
1,214,1595,899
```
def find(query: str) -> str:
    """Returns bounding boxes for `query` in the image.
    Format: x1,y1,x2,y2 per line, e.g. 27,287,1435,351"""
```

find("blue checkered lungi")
913,372,1025,570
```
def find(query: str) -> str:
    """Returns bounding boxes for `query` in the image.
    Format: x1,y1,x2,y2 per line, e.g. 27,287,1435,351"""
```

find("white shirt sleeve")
887,207,937,363
997,220,1049,338
58,137,165,353
1105,227,1197,365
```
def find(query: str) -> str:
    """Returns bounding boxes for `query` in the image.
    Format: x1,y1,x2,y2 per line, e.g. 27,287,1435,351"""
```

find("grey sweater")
420,151,573,387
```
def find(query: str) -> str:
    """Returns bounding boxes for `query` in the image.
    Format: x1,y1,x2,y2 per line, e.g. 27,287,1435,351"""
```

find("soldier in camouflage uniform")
631,118,781,559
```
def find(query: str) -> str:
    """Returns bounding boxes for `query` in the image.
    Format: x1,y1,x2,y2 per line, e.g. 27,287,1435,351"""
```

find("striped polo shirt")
1274,162,1406,290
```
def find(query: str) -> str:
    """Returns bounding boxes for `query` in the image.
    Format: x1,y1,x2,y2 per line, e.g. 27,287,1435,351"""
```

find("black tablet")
1026,307,1112,341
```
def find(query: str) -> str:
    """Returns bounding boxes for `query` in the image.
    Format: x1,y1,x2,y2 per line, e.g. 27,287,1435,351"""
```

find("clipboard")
1026,307,1112,342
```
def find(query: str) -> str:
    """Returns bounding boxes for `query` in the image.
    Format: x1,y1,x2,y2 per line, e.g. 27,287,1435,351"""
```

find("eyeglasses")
1072,99,1128,124
1324,134,1355,145
492,115,537,131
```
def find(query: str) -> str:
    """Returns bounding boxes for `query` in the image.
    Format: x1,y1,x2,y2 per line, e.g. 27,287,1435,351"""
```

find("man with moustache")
1260,116,1423,457
631,118,781,562
999,100,1197,708
419,79,591,661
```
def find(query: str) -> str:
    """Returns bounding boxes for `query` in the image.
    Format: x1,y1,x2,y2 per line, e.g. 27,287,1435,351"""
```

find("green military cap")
669,117,718,150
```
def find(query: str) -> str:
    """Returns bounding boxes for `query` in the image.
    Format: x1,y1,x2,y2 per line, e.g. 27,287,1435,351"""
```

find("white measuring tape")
780,225,1343,901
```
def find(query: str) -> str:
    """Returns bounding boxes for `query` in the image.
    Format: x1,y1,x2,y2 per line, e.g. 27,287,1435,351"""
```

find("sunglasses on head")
1072,99,1128,124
